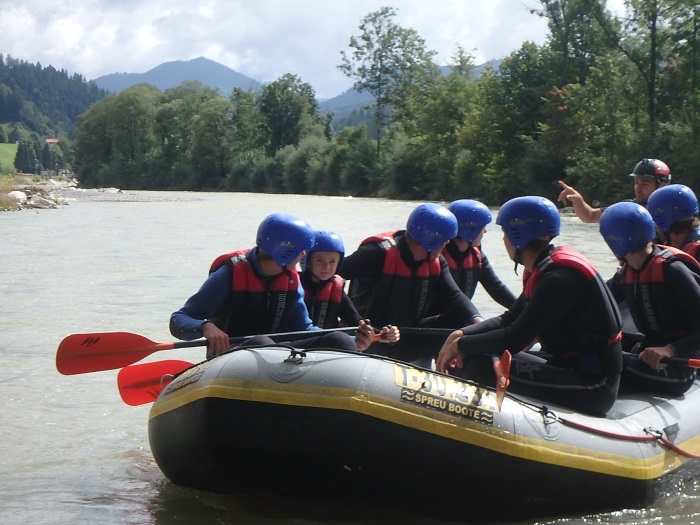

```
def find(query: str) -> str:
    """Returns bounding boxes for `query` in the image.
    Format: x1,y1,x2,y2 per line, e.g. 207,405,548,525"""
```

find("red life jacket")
442,243,483,298
682,240,700,262
302,274,345,329
523,247,597,298
620,245,700,342
348,231,441,328
208,248,300,336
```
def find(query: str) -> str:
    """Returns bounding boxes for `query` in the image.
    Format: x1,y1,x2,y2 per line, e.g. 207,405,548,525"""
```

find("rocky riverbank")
2,176,187,211
4,178,126,210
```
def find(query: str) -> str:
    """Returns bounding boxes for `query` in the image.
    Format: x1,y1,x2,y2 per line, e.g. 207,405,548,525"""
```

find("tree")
14,140,38,173
458,43,552,202
533,0,618,85
230,87,266,161
73,95,115,187
257,73,322,156
107,84,159,187
556,56,642,205
152,81,221,188
339,6,438,159
584,0,677,141
389,46,480,198
190,96,234,189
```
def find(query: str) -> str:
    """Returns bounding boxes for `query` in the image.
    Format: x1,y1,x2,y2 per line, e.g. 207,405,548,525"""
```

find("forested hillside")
0,54,107,173
71,1,700,205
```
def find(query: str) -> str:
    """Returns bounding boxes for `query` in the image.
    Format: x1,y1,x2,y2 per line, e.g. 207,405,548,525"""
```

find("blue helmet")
599,202,656,258
303,230,345,271
646,184,699,234
256,213,314,268
406,203,458,252
495,196,560,250
448,199,493,243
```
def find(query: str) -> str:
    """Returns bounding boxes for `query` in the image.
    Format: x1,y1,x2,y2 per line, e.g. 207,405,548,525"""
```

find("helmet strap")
512,249,522,275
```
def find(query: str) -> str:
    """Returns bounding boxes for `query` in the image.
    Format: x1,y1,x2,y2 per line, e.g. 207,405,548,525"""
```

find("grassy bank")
0,143,18,174
0,175,17,210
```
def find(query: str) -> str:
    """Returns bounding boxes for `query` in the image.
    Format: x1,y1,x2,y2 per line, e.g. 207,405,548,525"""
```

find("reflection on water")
0,191,696,525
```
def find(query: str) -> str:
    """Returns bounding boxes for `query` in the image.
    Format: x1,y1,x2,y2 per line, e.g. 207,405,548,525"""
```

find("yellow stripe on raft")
149,376,698,481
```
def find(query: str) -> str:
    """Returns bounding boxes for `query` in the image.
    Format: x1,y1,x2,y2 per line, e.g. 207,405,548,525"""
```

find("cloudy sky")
0,0,625,99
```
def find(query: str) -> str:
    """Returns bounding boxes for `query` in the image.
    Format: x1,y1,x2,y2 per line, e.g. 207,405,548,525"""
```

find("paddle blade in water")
117,359,193,406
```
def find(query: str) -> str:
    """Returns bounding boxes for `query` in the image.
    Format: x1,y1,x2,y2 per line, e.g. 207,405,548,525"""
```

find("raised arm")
557,180,602,223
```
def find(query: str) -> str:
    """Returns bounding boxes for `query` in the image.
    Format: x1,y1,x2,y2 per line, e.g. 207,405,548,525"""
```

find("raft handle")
284,349,307,364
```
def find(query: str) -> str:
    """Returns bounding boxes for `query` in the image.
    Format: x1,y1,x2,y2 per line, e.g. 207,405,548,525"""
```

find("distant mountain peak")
93,57,261,94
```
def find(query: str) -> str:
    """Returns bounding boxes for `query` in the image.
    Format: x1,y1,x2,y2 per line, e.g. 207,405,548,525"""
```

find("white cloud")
0,0,622,99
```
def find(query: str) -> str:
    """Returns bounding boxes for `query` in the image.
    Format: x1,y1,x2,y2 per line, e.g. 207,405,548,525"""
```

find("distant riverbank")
2,175,193,211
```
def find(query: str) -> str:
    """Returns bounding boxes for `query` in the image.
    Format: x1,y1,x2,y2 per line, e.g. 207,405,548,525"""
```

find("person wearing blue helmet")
437,196,623,416
601,201,700,396
170,213,359,357
442,199,516,308
300,230,400,351
647,184,700,261
557,158,672,223
339,203,483,364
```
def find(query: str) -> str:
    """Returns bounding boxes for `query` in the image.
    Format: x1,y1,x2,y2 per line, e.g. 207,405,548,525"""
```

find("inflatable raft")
148,345,700,521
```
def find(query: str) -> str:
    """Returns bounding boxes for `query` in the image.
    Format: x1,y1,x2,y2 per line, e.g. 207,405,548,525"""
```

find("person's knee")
242,335,275,347
318,332,357,351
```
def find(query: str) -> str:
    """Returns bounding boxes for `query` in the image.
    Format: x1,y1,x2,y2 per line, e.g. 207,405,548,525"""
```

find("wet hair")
670,217,700,235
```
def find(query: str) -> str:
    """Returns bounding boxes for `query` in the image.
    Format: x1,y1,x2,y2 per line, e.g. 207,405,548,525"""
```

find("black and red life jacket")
682,240,700,261
442,242,483,298
522,246,622,376
619,245,700,344
348,231,441,328
301,274,345,329
207,248,300,336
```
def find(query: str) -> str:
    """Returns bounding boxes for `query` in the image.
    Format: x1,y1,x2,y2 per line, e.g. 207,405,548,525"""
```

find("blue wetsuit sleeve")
286,279,318,331
169,266,232,340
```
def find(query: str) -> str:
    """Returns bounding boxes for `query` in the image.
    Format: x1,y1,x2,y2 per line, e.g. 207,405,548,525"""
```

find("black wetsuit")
455,245,623,417
608,245,700,396
340,231,481,362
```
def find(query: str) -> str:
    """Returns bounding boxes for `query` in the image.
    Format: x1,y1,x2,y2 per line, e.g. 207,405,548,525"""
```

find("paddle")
56,326,359,375
492,350,512,411
117,359,194,406
626,353,700,368
398,327,456,336
529,348,700,369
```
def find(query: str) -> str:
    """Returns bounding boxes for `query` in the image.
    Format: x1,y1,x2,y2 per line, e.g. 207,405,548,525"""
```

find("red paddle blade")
493,350,512,412
56,332,175,375
117,360,194,406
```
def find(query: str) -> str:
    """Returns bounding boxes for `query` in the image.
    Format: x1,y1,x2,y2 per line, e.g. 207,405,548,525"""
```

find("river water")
1,189,698,525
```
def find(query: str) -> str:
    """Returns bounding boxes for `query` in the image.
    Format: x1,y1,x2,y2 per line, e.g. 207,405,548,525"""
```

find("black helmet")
629,159,671,183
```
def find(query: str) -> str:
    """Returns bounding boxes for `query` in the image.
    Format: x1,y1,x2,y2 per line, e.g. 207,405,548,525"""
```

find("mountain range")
93,57,498,118
93,57,262,95
93,56,373,115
